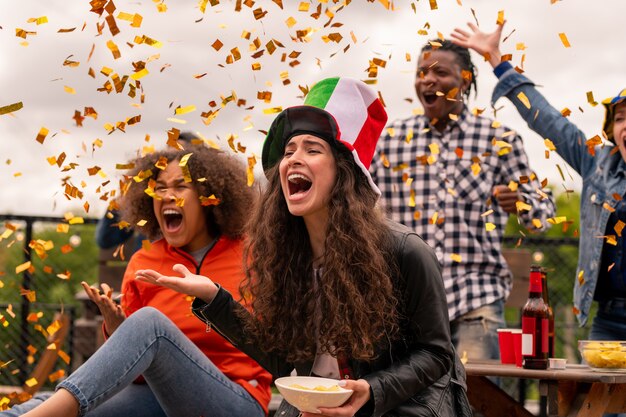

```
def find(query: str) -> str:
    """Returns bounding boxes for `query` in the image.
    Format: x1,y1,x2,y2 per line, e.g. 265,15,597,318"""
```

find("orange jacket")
121,237,272,414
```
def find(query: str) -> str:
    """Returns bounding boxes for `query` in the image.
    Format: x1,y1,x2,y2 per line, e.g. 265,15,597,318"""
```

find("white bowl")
274,376,353,413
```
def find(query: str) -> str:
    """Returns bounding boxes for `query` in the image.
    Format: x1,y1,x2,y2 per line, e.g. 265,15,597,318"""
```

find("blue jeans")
589,299,626,417
1,307,264,417
450,299,505,361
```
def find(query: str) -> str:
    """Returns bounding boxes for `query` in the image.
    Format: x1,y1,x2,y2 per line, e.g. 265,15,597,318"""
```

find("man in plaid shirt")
370,40,555,361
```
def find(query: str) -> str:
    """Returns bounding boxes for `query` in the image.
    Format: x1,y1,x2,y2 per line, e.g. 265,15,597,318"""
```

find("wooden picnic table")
465,360,626,417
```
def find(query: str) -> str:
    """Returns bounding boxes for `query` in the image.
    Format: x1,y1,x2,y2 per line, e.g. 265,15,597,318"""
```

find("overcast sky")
1,0,624,217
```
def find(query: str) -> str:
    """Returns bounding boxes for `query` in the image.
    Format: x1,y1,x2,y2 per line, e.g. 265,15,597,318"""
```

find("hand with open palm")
81,281,125,335
135,263,220,303
450,21,505,68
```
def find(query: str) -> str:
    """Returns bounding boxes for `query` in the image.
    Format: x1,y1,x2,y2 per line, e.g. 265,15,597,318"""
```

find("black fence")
0,215,99,390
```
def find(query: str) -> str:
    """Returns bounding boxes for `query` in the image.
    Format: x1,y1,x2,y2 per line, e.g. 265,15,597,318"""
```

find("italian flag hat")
262,77,388,195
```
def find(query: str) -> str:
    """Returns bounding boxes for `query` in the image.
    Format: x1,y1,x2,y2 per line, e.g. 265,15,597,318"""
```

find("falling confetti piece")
451,253,462,263
106,40,121,59
175,105,196,115
35,127,49,144
586,91,598,107
131,68,149,80
485,223,496,231
16,262,32,274
558,32,571,48
0,102,24,115
517,92,531,109
496,10,504,25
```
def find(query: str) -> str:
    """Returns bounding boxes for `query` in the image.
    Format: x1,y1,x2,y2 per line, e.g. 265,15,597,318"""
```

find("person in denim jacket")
452,23,626,345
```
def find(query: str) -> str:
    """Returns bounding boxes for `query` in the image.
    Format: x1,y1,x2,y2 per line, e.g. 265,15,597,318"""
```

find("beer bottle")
541,267,555,358
521,265,549,369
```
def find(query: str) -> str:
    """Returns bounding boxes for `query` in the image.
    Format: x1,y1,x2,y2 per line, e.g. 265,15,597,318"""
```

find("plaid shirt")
370,108,555,320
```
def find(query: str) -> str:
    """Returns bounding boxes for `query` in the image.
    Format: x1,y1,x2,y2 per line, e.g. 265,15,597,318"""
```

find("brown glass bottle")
521,265,549,369
541,267,555,358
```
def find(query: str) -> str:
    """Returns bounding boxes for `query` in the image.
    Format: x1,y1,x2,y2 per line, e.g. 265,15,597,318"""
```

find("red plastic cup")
512,329,523,367
497,329,515,364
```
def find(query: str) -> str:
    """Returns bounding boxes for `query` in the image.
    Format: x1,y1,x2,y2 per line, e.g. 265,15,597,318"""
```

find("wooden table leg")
604,383,626,414
576,382,612,417
467,375,535,417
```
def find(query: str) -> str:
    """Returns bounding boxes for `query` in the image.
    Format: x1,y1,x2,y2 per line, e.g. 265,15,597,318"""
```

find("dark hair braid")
421,39,477,99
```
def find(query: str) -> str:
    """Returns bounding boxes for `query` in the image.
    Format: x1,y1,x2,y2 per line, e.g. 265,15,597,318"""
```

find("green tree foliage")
0,222,98,307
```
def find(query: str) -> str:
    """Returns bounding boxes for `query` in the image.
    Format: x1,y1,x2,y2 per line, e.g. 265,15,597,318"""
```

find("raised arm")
451,21,593,177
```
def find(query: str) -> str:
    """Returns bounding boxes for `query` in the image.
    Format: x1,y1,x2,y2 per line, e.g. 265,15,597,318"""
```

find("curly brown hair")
240,145,399,363
119,146,254,240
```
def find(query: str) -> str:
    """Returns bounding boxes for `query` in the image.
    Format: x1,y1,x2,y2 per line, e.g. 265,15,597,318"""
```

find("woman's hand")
135,263,219,302
450,21,505,68
302,379,371,417
81,281,125,335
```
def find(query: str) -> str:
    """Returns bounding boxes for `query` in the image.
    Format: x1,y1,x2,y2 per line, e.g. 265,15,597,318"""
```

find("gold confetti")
131,68,149,80
16,262,32,274
451,253,462,263
263,107,283,114
199,195,221,206
175,105,196,115
544,139,556,151
28,16,49,25
558,32,571,48
517,92,531,109
179,153,193,183
429,0,438,10
485,223,496,231
496,10,504,25
106,40,121,59
547,216,567,225
1,102,24,115
25,378,38,388
35,127,49,144
516,201,532,212
246,156,256,186
615,221,625,237
586,91,598,107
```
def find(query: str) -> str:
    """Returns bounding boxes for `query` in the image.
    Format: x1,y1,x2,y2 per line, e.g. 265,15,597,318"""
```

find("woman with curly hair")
136,77,471,417
10,145,271,417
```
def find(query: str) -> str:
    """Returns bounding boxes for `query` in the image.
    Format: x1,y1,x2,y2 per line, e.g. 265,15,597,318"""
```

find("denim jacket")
492,68,626,326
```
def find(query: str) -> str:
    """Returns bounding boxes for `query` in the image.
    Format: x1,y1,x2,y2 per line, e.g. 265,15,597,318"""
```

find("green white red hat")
602,88,626,143
262,77,387,195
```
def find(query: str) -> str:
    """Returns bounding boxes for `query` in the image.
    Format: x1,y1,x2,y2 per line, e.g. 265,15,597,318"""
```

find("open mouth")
288,173,312,196
422,91,438,105
162,208,183,230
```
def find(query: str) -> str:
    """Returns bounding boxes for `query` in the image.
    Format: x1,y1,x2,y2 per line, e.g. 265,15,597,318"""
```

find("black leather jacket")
192,221,471,417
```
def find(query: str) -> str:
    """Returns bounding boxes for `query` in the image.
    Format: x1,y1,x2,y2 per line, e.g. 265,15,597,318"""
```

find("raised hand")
81,281,125,335
450,21,505,68
135,263,220,303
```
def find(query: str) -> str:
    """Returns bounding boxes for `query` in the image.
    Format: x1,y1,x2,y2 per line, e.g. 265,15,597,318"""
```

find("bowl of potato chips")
579,340,626,372
274,376,353,413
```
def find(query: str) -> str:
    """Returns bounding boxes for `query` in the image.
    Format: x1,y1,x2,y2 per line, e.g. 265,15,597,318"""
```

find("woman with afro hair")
7,145,271,417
